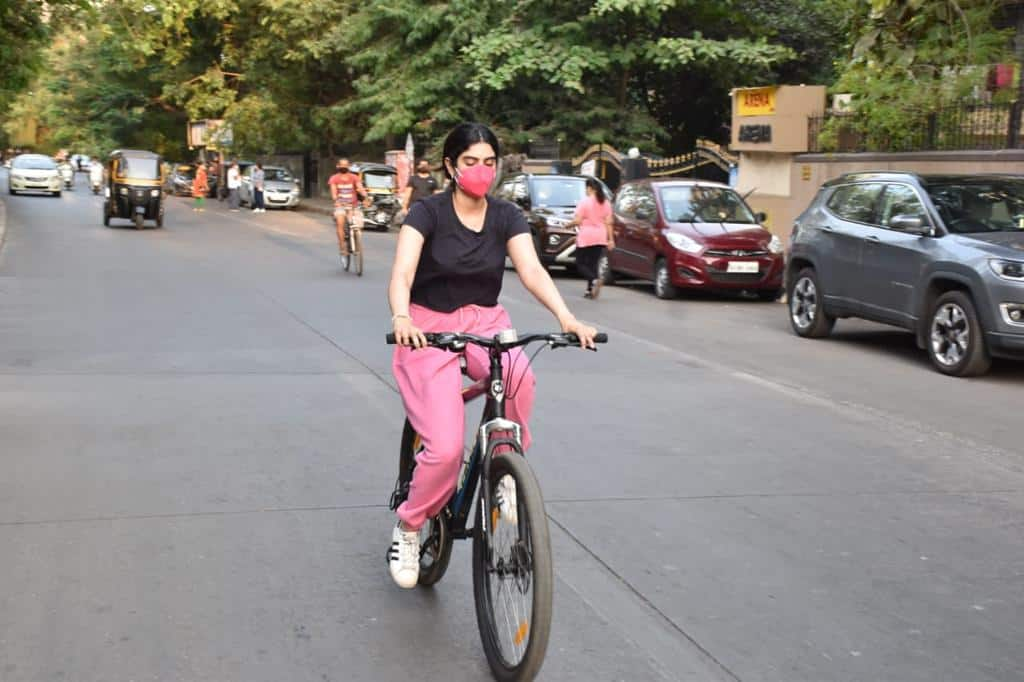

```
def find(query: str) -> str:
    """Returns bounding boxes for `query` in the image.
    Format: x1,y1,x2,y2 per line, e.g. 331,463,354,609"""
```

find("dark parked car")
602,179,785,299
787,171,1024,377
494,173,612,269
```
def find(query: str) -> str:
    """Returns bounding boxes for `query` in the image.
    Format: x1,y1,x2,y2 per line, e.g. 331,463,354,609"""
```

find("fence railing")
807,101,1024,153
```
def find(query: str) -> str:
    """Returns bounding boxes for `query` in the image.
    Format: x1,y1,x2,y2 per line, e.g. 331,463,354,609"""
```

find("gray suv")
787,172,1024,377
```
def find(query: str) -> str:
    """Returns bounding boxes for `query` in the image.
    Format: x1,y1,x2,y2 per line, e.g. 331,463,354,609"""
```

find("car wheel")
788,268,834,338
103,203,110,227
597,250,616,285
54,191,61,198
9,187,16,195
927,291,991,377
757,288,784,302
653,259,677,299
156,211,164,228
134,213,144,230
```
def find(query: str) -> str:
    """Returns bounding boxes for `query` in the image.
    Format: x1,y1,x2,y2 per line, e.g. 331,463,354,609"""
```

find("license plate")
727,261,759,274
135,206,146,214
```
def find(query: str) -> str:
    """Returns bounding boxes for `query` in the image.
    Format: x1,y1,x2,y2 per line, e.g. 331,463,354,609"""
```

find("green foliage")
823,0,1013,151
3,0,852,159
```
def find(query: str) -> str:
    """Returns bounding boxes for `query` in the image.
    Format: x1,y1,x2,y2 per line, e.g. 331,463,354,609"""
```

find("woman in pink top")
569,178,615,299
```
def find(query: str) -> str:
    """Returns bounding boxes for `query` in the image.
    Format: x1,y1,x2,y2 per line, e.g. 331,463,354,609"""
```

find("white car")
8,154,62,196
240,165,302,209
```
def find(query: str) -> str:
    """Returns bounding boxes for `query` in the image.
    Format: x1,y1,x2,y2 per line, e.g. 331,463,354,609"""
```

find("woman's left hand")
560,316,598,349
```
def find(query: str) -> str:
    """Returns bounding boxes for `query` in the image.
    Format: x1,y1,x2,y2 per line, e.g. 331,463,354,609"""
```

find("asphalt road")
1,170,1022,682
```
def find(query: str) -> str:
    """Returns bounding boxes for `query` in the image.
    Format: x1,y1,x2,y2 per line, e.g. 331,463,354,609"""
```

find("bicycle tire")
354,228,364,277
394,420,453,587
343,227,351,272
472,452,553,681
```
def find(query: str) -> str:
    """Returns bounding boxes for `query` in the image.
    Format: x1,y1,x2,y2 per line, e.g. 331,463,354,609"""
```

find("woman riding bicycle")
387,122,597,588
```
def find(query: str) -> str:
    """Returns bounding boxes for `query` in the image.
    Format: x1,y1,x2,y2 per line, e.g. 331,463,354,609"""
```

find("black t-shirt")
406,173,439,205
406,190,530,313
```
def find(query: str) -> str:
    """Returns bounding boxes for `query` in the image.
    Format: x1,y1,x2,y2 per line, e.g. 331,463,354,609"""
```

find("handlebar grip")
385,333,397,344
594,333,608,344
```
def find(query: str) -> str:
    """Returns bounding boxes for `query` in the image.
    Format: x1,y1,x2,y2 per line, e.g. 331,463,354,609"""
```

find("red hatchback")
601,179,785,299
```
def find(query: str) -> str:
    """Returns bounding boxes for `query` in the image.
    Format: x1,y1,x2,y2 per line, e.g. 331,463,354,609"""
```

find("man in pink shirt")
568,178,615,299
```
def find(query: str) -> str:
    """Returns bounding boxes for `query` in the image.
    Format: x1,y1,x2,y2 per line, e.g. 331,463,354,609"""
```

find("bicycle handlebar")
384,330,608,350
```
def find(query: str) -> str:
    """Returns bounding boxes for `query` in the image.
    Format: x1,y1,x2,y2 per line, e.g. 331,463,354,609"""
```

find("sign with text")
737,87,777,117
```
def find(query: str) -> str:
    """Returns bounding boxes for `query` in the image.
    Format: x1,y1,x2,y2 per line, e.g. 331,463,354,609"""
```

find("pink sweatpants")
393,303,536,530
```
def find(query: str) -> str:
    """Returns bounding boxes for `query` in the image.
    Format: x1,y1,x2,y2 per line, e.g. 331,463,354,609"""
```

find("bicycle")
336,207,364,276
386,329,608,681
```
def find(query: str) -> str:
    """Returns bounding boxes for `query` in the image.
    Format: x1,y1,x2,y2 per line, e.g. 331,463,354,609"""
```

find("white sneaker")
496,474,518,526
388,523,420,589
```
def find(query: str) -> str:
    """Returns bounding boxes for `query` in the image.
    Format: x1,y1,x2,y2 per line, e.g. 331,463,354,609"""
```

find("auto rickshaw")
353,162,400,230
103,149,165,229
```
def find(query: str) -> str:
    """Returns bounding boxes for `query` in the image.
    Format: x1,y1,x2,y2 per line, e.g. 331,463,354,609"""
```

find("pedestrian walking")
568,178,614,299
227,161,241,211
192,164,209,212
251,163,266,213
401,159,439,213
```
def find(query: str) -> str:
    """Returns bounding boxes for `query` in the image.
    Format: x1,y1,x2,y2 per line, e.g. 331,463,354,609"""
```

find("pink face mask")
454,164,496,198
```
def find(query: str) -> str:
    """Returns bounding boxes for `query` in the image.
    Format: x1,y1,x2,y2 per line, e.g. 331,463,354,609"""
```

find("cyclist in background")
329,158,370,268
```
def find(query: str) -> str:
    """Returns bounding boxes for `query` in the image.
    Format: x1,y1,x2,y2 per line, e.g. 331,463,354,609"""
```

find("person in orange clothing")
192,164,209,212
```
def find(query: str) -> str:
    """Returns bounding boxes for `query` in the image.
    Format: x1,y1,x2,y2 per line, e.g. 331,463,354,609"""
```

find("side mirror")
515,196,530,210
755,211,767,223
890,214,930,235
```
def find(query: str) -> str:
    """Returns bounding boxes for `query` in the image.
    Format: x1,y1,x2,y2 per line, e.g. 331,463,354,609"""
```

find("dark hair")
442,122,500,180
586,177,606,204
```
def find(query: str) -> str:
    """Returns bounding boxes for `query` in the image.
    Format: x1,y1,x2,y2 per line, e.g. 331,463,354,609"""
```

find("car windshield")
265,168,293,182
531,177,586,207
658,186,758,224
363,171,394,190
118,156,161,180
13,156,56,170
925,180,1024,233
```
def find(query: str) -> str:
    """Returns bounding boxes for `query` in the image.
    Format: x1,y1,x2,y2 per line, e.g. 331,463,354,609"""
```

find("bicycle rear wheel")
391,420,453,587
472,452,553,681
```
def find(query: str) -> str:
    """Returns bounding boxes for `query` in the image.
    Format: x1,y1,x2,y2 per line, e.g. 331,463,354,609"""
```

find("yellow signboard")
737,87,777,116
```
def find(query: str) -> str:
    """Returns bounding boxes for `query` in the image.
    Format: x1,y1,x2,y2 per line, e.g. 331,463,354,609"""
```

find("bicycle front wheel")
472,453,553,681
353,228,364,277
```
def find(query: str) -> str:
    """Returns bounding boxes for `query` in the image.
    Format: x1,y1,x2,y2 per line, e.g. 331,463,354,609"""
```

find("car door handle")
820,225,835,232
866,235,881,242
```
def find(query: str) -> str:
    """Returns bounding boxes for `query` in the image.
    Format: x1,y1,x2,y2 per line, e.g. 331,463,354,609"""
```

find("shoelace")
397,531,419,566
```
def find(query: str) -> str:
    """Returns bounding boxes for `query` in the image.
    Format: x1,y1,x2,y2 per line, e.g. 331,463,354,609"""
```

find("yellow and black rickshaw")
353,162,400,230
103,149,165,229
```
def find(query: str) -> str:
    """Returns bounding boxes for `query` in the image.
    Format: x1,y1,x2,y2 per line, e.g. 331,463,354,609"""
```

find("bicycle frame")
446,347,523,540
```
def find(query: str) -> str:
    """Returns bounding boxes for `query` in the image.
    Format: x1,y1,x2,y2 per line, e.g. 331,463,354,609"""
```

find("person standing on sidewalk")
192,164,209,212
227,161,241,211
251,163,266,213
568,178,614,299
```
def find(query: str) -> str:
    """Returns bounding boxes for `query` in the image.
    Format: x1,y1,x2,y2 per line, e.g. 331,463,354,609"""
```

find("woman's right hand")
393,315,428,349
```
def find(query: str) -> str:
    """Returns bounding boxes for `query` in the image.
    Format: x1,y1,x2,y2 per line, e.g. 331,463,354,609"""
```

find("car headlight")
546,216,571,228
151,189,160,197
989,259,1024,281
665,232,703,254
290,188,300,195
768,235,783,254
119,187,128,195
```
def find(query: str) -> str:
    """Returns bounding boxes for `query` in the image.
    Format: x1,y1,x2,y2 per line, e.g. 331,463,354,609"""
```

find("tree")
824,0,1013,150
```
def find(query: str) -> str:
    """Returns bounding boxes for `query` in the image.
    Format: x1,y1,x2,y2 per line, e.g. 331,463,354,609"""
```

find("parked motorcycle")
363,192,401,231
